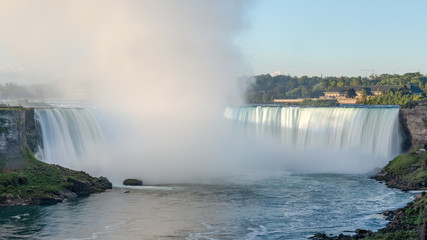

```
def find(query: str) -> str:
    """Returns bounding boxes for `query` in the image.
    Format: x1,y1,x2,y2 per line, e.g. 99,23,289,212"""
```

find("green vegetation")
0,106,26,111
0,148,110,204
299,99,339,106
246,74,324,103
273,99,339,107
379,149,427,188
368,231,415,240
359,86,425,108
246,72,427,104
0,149,69,199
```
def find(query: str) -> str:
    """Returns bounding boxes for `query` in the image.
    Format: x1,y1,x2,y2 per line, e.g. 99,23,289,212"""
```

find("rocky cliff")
0,107,37,171
399,105,427,150
0,107,112,206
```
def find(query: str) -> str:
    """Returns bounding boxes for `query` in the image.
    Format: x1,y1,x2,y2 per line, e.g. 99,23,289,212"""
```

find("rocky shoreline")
310,149,427,240
0,149,112,207
310,192,426,240
0,172,112,206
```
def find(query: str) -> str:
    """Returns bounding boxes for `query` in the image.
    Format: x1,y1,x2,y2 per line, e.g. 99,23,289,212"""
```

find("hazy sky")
236,0,427,77
1,0,427,83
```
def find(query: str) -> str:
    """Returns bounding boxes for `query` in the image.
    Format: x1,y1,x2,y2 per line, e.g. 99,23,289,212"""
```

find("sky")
1,0,427,84
236,0,427,77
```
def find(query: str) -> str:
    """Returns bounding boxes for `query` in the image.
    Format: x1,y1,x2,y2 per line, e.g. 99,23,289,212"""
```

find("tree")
345,88,357,98
244,72,427,104
360,89,367,97
350,78,362,87
359,89,368,103
301,86,311,98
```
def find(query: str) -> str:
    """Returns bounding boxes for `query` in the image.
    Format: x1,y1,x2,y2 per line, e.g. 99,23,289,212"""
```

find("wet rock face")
399,106,427,151
24,109,37,153
0,108,37,171
0,110,25,154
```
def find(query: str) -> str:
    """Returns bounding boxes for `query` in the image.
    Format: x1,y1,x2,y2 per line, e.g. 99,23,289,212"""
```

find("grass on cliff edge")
0,106,26,111
0,148,99,200
383,149,427,186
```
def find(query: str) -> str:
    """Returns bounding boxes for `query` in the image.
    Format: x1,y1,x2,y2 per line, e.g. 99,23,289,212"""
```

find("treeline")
246,72,427,103
359,86,425,108
0,82,60,100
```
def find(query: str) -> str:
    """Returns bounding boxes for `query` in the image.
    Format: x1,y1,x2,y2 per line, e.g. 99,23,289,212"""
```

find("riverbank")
0,148,112,206
311,149,427,239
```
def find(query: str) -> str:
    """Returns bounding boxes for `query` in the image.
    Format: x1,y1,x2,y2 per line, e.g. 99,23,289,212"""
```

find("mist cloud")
0,1,391,185
0,0,259,184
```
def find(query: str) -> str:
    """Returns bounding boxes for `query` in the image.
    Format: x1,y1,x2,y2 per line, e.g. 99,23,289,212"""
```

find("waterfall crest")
32,106,404,176
224,106,402,161
34,108,105,169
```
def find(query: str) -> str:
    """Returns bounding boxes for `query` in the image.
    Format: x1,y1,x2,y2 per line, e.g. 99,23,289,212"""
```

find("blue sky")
237,0,427,77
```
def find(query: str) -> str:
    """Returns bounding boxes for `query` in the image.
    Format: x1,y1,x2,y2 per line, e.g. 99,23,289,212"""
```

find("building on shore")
273,85,422,105
324,86,402,99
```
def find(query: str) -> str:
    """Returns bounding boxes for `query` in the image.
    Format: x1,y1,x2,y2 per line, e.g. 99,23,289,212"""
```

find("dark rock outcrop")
399,106,427,151
67,178,92,196
67,176,112,196
123,178,143,186
309,229,374,240
375,172,427,191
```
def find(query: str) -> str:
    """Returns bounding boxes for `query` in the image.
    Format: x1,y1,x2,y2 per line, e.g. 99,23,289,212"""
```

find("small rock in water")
123,190,130,193
123,178,143,186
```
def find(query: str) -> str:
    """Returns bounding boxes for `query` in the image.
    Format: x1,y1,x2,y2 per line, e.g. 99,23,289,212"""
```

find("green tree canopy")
345,88,357,98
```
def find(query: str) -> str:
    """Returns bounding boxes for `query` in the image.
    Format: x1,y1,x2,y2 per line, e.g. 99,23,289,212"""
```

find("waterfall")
32,105,403,176
224,106,402,161
34,108,105,169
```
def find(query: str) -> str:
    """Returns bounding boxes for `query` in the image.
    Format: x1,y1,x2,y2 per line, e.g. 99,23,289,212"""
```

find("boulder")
33,196,63,205
123,178,143,186
58,190,78,199
98,176,113,190
67,178,91,196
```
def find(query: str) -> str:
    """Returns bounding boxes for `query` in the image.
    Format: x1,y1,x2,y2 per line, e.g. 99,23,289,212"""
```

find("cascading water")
224,105,403,172
32,105,403,176
34,108,105,169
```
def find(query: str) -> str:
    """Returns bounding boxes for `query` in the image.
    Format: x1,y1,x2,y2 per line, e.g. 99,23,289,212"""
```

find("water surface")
0,172,414,240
